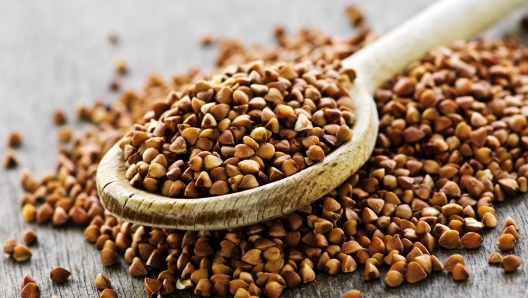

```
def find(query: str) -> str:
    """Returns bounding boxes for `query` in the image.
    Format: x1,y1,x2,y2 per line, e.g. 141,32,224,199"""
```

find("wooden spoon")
97,0,524,230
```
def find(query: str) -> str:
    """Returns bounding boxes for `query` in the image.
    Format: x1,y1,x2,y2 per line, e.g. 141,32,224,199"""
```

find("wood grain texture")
2,0,528,297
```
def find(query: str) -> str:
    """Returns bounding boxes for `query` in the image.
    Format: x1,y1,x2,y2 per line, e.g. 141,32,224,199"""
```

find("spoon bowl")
97,82,377,230
97,0,524,230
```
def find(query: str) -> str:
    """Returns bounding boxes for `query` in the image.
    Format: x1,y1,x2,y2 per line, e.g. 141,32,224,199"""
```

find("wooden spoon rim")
96,82,378,230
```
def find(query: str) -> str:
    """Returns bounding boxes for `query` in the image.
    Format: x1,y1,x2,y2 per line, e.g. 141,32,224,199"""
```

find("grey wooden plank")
2,0,528,297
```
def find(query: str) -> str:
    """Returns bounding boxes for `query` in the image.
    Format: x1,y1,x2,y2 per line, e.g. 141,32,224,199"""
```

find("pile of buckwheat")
121,58,356,197
4,4,528,298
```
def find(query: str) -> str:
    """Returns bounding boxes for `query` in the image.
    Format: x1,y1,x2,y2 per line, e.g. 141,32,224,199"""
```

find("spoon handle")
343,0,526,93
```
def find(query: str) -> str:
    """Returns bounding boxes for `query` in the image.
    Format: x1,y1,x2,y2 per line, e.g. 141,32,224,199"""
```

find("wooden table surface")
2,0,528,297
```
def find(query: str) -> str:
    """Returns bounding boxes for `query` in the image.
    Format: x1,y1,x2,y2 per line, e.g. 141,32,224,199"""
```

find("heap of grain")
121,59,356,197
